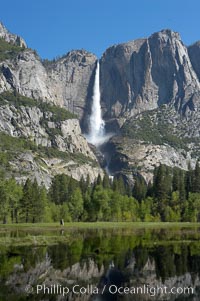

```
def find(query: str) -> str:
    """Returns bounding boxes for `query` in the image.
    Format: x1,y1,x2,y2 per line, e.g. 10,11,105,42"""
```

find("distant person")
60,219,64,226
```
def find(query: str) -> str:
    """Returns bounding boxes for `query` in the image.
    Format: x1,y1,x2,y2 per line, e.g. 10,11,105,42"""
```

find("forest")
1,162,200,224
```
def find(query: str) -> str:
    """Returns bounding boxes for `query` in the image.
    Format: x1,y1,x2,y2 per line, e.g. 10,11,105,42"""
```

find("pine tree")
68,176,79,199
146,181,154,197
185,162,192,199
79,176,87,193
19,178,33,223
96,174,102,186
153,165,172,220
7,178,23,223
132,176,147,201
31,181,47,223
102,174,110,189
153,165,172,201
193,160,200,193
172,168,179,192
49,174,68,204
0,180,9,224
112,177,118,192
179,170,186,203
112,176,126,195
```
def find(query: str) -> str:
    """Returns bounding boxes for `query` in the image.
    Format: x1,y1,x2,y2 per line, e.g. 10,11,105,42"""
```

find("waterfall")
87,61,105,146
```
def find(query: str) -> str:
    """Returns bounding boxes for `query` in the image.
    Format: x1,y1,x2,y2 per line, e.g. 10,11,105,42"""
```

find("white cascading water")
87,61,105,146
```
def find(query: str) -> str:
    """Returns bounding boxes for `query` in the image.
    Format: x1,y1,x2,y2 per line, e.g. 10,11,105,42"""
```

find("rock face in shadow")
188,41,200,81
100,29,200,119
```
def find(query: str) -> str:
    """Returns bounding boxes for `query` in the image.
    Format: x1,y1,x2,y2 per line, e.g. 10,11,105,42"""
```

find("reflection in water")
0,228,200,300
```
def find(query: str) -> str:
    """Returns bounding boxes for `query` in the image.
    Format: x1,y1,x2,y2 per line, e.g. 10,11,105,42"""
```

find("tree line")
1,161,200,223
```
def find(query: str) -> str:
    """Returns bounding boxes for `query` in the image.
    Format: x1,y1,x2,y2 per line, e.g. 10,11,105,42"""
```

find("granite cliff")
0,22,26,48
100,29,200,182
100,29,200,119
0,24,104,186
1,23,200,184
0,93,103,187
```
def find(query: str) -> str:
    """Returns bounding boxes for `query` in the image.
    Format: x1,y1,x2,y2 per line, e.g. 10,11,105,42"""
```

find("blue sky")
1,0,200,59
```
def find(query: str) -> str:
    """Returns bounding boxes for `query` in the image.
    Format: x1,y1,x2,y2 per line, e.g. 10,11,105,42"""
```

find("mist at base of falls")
85,132,114,147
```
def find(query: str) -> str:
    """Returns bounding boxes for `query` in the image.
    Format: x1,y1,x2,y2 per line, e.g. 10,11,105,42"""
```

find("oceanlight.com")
25,284,195,297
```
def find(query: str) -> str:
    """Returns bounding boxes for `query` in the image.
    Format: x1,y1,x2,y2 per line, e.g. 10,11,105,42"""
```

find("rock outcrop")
188,41,200,81
106,137,195,183
0,47,97,119
0,22,27,47
100,29,200,119
0,95,103,187
104,105,199,182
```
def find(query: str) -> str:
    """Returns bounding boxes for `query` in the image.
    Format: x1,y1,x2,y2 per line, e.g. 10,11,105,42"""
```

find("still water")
0,226,200,301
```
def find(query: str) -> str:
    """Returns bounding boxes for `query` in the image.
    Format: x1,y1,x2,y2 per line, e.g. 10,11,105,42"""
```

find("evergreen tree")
153,165,172,220
0,180,9,223
172,168,179,192
79,176,87,194
96,174,102,186
112,175,126,195
117,176,126,195
179,171,186,201
112,177,118,192
7,178,23,223
193,160,200,193
82,189,92,221
185,163,193,199
132,176,147,201
19,178,33,223
153,165,172,200
146,181,154,197
31,182,47,223
67,176,79,199
49,174,69,204
102,174,110,189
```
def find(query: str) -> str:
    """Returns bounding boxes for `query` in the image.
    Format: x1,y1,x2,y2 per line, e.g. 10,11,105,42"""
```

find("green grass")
1,221,200,230
0,222,199,247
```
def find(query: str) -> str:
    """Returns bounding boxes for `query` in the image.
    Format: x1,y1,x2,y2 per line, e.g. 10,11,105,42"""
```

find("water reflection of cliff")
0,228,200,301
